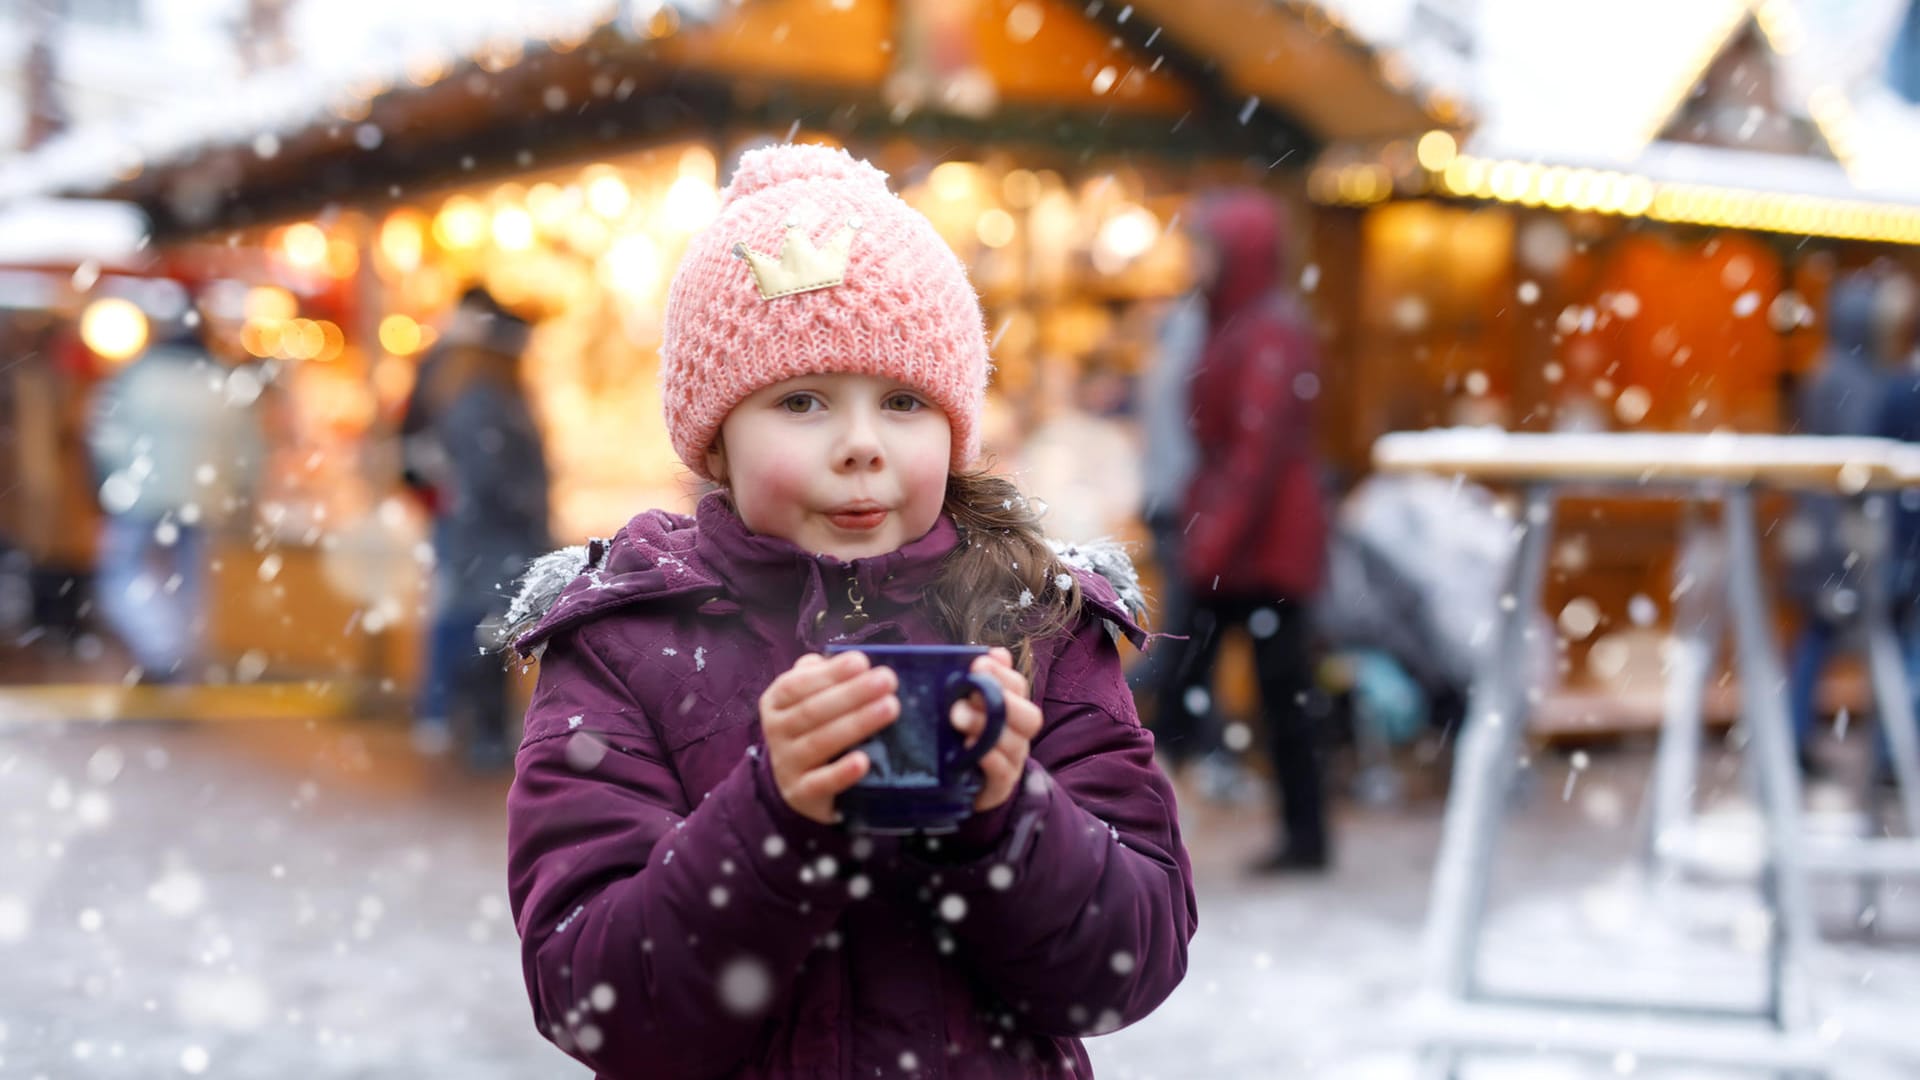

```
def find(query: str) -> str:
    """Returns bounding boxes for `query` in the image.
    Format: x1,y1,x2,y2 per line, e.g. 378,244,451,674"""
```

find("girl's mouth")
825,508,888,531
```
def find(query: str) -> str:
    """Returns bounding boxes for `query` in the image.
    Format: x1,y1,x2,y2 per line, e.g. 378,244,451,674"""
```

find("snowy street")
2,703,1916,1078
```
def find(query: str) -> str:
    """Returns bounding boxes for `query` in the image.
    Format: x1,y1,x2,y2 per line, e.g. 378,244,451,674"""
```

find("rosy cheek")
900,447,950,521
732,452,811,531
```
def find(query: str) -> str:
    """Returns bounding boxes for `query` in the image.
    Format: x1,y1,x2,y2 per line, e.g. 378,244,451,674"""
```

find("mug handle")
945,672,1006,774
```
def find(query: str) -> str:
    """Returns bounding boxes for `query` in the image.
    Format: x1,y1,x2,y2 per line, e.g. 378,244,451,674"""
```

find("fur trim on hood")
494,531,1147,656
1047,537,1147,627
493,539,608,655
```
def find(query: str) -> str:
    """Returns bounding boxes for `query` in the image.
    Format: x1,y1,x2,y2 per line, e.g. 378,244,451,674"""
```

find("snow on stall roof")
1317,0,1477,112
0,0,717,206
0,198,152,267
1469,0,1762,165
1466,0,1920,204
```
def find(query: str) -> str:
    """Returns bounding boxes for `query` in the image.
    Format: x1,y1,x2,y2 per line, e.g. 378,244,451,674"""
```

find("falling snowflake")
718,956,773,1016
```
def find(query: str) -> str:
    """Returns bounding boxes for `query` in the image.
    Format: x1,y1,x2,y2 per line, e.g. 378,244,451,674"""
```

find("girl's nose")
837,412,885,472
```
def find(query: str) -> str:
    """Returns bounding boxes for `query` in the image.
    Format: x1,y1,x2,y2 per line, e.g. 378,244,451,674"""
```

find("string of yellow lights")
1308,146,1920,246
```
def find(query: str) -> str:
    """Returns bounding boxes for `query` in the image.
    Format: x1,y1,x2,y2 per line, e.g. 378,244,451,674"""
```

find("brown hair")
928,469,1084,676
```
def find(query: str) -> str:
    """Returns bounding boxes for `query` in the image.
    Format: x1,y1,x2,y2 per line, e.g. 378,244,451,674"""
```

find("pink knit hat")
661,144,991,480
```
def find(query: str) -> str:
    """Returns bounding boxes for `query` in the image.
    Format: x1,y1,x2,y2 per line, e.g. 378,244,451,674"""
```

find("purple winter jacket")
503,493,1196,1079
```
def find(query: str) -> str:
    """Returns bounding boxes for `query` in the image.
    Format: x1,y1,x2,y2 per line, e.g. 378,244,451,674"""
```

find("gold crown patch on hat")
732,216,862,300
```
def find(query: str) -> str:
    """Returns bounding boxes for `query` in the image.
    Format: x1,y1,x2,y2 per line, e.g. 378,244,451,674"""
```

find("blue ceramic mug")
824,644,1007,834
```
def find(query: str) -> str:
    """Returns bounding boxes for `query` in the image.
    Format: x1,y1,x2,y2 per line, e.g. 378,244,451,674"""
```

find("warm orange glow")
492,205,536,251
244,286,298,324
282,223,329,270
976,208,1017,248
378,211,426,273
241,320,282,359
80,298,148,362
372,353,417,409
325,238,359,279
379,314,424,356
316,320,346,362
1416,130,1458,172
434,196,488,251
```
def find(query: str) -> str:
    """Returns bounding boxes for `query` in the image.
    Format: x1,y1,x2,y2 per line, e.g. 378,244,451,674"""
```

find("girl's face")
707,373,952,562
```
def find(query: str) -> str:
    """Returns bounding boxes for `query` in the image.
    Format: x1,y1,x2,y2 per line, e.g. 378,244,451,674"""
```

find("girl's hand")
759,652,899,825
952,647,1045,813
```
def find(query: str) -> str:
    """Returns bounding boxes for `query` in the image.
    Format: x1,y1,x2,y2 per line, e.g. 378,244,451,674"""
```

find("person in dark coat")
1167,188,1331,874
499,145,1193,1078
1876,280,1920,788
398,285,522,515
1785,273,1889,773
414,303,550,768
1132,285,1230,779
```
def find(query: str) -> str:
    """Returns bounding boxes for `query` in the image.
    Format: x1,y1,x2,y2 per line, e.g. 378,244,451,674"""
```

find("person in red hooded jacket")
1164,189,1331,874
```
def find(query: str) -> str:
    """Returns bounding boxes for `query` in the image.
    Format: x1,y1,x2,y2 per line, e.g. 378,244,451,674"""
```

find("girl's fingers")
962,688,1040,740
974,725,1029,769
789,693,899,769
1007,696,1043,739
951,698,983,743
788,665,896,730
973,745,1026,810
952,696,1030,746
971,654,1031,701
763,651,868,711
790,749,869,803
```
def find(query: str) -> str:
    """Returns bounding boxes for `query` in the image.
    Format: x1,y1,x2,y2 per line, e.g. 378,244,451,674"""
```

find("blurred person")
1784,272,1890,775
410,297,550,768
496,145,1191,1077
399,285,520,515
1133,277,1253,798
1173,189,1332,874
86,304,263,682
1876,274,1920,790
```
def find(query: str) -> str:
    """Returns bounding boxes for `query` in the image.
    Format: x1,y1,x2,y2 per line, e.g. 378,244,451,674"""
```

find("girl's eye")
780,393,822,414
884,393,924,412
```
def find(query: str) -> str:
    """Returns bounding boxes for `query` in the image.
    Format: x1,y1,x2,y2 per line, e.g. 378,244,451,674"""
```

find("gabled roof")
1467,0,1920,203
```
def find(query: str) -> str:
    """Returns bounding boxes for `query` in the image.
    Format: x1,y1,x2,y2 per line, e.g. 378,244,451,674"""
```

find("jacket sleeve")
1183,318,1312,585
904,618,1196,1037
506,627,858,1078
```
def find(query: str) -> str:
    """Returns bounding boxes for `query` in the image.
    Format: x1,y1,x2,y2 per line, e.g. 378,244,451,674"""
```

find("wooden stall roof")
0,0,1458,237
1122,0,1465,144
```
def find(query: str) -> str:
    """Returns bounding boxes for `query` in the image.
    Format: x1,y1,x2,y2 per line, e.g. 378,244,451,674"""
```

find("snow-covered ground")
0,708,1915,1078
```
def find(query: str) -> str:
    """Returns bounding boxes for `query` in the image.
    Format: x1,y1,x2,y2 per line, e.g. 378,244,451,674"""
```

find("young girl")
502,144,1195,1079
